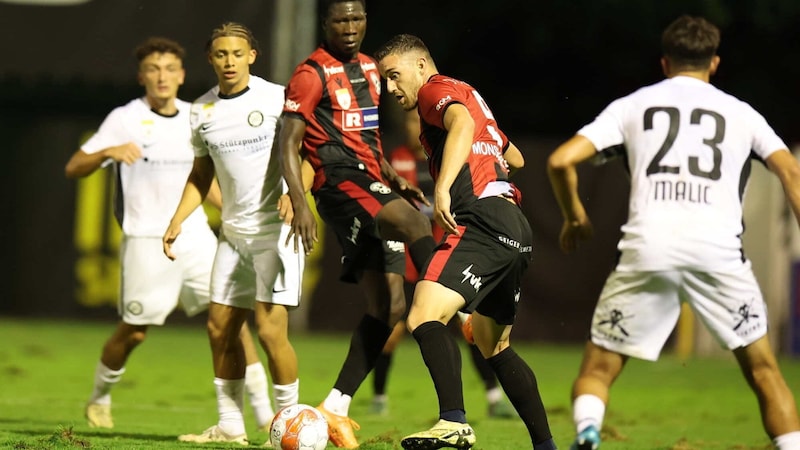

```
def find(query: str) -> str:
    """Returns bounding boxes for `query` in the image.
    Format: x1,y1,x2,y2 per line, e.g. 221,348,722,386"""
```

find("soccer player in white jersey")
547,15,800,450
64,37,275,431
162,23,304,446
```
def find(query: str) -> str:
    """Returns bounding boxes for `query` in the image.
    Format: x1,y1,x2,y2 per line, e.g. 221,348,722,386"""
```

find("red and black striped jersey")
283,45,384,192
417,74,512,213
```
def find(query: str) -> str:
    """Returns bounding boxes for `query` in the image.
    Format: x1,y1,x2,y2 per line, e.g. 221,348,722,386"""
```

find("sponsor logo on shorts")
126,301,143,316
597,308,630,342
461,264,482,292
248,111,264,127
348,217,362,245
731,299,760,336
369,182,392,195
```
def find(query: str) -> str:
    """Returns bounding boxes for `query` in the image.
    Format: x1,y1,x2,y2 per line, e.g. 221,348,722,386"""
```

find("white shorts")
590,262,768,361
210,225,304,309
120,228,217,325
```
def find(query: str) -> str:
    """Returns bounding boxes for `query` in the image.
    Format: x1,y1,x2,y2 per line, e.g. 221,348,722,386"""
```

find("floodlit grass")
0,317,798,449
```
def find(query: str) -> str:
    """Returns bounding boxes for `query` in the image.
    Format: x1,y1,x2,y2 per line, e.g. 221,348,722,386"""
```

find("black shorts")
315,166,406,283
421,197,532,325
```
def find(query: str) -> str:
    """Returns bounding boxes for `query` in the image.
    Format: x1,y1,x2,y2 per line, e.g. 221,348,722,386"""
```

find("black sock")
372,351,392,396
411,321,466,423
333,315,392,396
487,347,553,445
468,343,497,391
408,236,436,274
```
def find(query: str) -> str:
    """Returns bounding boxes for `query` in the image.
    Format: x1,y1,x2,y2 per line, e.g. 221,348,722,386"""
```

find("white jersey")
190,75,286,239
578,76,788,271
81,97,210,237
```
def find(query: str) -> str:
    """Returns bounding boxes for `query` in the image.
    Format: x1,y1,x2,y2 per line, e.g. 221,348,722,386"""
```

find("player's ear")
249,49,257,64
708,55,720,75
660,57,669,77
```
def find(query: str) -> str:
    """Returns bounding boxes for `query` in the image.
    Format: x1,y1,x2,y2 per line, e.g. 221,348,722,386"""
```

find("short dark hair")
134,37,185,63
661,15,720,70
374,33,430,62
205,22,260,55
320,0,366,19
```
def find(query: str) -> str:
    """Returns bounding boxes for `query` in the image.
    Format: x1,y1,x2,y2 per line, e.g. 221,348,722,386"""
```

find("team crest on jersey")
370,72,381,95
335,88,352,110
248,110,264,127
342,107,379,131
369,182,391,195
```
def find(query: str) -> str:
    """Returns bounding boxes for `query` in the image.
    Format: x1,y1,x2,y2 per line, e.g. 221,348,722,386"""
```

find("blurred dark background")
1,0,798,345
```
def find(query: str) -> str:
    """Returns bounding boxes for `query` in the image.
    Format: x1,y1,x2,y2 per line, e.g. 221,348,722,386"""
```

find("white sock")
486,387,502,404
774,431,800,450
214,378,246,436
323,388,352,417
88,361,125,405
573,394,605,433
244,363,274,428
273,379,299,410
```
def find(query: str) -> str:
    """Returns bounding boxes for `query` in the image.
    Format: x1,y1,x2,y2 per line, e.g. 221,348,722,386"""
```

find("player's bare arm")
766,149,800,226
163,155,216,260
279,115,317,254
547,134,596,253
276,158,316,226
64,143,142,178
504,142,525,176
434,103,474,235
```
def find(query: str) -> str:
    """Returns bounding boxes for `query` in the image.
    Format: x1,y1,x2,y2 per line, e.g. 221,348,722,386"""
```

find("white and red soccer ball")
269,404,329,450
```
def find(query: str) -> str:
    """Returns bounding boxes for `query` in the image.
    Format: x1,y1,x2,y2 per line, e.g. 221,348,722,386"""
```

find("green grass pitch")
1,317,798,449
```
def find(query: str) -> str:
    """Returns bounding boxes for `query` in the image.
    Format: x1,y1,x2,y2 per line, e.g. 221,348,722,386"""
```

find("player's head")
660,15,721,77
134,37,185,103
205,22,259,94
320,0,367,61
375,34,436,111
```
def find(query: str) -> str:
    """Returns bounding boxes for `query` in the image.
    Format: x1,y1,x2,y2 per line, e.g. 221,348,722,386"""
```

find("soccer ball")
269,404,329,450
460,313,474,345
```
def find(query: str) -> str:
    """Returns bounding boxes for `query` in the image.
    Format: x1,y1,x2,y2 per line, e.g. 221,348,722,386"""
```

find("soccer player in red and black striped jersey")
375,34,556,450
279,1,437,448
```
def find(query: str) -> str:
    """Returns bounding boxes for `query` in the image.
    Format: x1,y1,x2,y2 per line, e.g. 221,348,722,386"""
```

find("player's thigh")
407,280,465,329
120,236,182,325
210,234,257,310
177,228,218,317
590,270,682,361
682,264,767,349
470,312,511,358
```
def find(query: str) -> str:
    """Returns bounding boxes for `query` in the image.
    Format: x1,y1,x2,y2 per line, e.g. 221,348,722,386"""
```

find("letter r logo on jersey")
342,107,379,131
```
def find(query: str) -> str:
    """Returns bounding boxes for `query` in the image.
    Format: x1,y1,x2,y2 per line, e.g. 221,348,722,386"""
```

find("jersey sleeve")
80,107,127,154
577,97,627,153
189,102,209,157
746,105,788,160
283,65,323,121
417,81,462,130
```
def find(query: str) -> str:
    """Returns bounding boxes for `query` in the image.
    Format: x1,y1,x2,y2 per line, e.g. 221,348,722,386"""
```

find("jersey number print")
644,106,725,181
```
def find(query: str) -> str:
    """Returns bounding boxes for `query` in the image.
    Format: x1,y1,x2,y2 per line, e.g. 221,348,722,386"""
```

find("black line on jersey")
345,62,381,162
149,108,179,118
218,86,250,100
306,59,345,150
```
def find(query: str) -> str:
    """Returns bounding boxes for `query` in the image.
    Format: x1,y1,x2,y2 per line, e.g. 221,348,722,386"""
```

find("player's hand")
162,221,182,261
106,142,143,165
277,194,294,225
433,190,459,236
393,175,431,208
286,206,317,255
559,217,594,253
